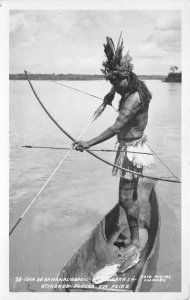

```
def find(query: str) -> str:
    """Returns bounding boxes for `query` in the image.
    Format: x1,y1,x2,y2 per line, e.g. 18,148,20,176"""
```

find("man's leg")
119,177,140,247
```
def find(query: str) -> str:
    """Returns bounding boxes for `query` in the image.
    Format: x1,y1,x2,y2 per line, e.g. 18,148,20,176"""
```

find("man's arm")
73,93,141,151
87,93,141,147
103,86,116,105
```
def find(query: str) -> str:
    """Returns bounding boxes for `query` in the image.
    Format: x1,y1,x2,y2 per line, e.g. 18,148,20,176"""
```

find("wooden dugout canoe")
55,178,160,292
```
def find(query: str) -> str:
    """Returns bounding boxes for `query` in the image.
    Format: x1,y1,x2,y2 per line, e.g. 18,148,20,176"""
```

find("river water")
9,79,181,292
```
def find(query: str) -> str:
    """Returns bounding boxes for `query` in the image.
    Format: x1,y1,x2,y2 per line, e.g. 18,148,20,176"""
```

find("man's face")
110,78,128,95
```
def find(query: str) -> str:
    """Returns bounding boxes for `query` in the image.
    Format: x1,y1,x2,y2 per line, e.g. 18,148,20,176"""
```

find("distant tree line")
9,73,166,81
9,73,105,81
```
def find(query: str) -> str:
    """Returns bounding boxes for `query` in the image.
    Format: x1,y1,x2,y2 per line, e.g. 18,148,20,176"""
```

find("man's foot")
116,241,141,274
117,249,140,274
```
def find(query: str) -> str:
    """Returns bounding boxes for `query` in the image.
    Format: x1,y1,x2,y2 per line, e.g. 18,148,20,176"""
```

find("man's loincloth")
112,136,156,180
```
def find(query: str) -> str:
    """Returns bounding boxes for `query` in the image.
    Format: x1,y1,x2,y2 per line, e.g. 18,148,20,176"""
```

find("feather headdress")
101,32,134,81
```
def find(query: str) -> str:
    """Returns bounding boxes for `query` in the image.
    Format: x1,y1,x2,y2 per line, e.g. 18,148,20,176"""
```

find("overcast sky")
9,10,181,75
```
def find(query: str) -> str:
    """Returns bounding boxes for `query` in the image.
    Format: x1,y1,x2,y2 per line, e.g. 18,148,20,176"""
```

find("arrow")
21,145,155,155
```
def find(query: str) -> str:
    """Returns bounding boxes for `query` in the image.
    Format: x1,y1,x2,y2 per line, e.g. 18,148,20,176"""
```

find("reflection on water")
9,80,181,292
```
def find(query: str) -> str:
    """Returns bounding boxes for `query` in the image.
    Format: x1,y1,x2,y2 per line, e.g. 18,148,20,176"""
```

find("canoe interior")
55,178,160,292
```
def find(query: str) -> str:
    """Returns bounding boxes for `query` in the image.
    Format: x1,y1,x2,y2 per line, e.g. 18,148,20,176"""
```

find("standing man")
73,35,155,268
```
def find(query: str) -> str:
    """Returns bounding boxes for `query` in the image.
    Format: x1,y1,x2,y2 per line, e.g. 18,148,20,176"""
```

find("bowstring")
128,131,180,182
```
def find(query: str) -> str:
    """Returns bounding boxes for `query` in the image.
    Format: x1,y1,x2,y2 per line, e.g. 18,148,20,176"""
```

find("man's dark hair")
127,72,152,109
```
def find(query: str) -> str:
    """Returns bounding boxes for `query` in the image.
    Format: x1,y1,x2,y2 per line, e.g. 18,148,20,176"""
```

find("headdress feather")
101,32,134,80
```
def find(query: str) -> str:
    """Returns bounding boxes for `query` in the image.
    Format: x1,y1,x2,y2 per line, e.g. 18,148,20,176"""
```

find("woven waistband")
117,135,146,147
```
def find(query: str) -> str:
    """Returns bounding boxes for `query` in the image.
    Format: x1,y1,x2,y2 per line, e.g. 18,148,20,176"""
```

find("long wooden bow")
24,71,180,183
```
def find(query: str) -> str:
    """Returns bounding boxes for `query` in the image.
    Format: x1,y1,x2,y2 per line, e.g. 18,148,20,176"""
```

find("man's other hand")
103,89,115,106
72,141,90,152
